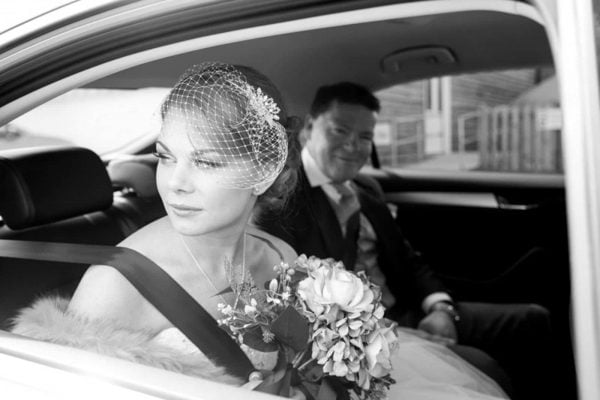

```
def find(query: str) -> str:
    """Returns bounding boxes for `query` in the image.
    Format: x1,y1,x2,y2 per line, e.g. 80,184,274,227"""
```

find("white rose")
364,324,398,378
298,265,374,314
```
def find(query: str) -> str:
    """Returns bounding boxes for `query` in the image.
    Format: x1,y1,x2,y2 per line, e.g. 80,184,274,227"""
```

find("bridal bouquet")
218,255,397,400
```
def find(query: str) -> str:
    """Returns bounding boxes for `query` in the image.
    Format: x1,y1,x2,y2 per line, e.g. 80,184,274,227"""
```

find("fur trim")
10,296,243,386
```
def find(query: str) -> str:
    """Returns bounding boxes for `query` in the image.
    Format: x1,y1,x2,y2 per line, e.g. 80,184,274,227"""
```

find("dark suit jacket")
257,165,447,315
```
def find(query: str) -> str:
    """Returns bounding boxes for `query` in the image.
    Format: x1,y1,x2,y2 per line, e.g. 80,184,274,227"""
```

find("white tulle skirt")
154,327,509,399
387,328,509,400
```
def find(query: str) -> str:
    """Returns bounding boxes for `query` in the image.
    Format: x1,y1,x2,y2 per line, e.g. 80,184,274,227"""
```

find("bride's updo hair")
232,65,301,216
160,62,300,213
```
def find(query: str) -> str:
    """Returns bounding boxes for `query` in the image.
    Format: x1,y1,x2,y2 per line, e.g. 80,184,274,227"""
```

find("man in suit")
257,82,554,400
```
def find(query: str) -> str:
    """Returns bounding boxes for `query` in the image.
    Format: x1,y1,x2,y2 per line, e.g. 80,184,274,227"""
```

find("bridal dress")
11,295,508,399
154,326,509,400
387,328,508,399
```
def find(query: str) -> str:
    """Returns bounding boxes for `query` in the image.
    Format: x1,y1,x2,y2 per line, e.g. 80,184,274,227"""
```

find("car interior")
0,146,165,328
0,2,577,398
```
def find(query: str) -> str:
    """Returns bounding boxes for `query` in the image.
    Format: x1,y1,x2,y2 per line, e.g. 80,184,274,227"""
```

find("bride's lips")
168,203,203,217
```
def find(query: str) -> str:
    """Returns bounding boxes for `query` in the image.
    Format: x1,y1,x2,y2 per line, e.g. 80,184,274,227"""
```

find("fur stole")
10,296,243,386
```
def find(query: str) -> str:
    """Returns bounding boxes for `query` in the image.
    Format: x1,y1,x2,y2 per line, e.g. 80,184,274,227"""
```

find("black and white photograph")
0,1,597,399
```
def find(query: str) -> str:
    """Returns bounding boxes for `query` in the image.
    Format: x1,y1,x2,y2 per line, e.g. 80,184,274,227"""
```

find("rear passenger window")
373,67,562,174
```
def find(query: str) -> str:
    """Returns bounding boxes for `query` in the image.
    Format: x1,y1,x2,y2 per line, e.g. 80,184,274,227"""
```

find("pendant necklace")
180,233,246,305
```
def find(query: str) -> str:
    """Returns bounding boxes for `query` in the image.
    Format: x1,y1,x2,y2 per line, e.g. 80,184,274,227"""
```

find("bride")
12,63,508,399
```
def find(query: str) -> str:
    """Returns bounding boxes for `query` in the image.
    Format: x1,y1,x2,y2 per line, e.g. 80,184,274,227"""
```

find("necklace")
180,233,246,305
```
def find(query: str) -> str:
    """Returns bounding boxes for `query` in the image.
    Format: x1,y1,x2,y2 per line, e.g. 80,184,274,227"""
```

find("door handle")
496,195,539,210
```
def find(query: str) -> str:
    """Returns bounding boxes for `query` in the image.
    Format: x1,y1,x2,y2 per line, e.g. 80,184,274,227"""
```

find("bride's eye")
192,157,223,169
152,151,176,164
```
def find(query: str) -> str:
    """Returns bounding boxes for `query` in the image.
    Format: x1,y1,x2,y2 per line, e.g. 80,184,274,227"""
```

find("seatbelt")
0,239,255,381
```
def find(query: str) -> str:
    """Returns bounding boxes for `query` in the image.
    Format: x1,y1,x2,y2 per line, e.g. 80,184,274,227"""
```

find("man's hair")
309,82,380,117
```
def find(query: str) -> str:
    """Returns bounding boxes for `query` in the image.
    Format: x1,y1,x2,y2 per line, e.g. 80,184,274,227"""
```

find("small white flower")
220,305,234,315
266,294,281,305
268,278,278,292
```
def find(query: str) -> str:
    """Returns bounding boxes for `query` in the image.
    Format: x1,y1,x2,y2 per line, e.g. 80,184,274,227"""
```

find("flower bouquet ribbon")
218,255,397,400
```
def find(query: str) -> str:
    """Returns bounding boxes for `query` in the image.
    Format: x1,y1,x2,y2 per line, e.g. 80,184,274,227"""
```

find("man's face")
305,101,376,183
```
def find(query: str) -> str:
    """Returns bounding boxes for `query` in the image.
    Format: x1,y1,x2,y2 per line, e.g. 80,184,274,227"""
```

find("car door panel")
367,169,569,308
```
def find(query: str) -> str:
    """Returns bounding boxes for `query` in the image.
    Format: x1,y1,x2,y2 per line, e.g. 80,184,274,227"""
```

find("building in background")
375,67,561,173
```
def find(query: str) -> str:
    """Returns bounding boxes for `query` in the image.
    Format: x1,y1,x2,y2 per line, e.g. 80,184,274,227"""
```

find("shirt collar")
302,146,331,188
302,147,355,204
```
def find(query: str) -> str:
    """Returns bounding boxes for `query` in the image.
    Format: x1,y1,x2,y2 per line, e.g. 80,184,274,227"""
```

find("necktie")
329,182,360,235
329,183,397,308
328,182,361,269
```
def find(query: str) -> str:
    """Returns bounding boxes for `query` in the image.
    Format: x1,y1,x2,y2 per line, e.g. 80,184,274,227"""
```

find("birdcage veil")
159,62,288,193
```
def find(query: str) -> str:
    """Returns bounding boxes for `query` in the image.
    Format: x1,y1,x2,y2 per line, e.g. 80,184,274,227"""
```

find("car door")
374,169,567,304
360,1,600,399
359,6,575,396
554,1,600,399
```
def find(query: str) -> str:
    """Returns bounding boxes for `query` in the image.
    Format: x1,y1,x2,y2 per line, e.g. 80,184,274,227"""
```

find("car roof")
92,8,552,117
0,0,551,120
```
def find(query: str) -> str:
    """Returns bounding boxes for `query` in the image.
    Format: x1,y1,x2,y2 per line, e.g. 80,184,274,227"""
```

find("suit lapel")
355,186,401,283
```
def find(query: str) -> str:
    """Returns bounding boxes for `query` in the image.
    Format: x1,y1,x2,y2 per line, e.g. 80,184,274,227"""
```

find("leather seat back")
0,147,163,328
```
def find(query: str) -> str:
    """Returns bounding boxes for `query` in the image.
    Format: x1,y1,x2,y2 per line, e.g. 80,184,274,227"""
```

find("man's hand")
417,310,458,345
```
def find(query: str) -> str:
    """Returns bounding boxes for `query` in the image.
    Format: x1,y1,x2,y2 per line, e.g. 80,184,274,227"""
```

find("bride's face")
155,115,257,237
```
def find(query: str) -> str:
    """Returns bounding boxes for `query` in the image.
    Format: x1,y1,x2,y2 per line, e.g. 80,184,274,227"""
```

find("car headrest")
107,154,158,197
0,146,113,230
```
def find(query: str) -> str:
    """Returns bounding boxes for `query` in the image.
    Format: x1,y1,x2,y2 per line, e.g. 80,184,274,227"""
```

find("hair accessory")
245,86,280,127
160,62,287,193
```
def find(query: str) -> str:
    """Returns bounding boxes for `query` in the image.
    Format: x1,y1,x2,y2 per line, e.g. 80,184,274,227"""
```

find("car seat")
0,146,163,328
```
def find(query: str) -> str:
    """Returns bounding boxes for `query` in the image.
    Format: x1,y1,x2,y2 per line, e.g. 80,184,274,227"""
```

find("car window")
0,87,167,154
374,67,561,174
